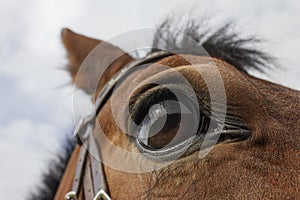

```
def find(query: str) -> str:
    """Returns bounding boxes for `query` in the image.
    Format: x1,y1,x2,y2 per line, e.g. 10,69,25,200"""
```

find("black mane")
27,136,75,200
150,18,275,73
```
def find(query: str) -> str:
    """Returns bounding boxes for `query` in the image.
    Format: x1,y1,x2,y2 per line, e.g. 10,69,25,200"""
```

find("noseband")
64,51,173,200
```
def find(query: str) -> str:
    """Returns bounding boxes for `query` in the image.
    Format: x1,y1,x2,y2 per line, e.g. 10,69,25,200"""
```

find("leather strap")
65,133,111,200
89,133,109,195
64,51,174,200
83,158,94,200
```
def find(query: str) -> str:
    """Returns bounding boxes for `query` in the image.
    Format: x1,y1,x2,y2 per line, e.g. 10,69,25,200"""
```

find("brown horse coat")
54,27,300,200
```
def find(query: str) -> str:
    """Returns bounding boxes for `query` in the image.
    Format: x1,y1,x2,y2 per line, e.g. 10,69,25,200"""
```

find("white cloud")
0,119,61,199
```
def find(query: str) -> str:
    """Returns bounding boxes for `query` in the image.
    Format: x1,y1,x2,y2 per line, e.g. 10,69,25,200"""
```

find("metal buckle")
94,190,111,200
66,189,111,200
65,191,77,200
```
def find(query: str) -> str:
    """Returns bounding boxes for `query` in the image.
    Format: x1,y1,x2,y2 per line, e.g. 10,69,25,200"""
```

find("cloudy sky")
0,0,299,199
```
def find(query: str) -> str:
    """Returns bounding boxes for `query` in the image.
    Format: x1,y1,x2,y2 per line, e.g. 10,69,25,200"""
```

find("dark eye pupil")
140,113,181,149
137,101,199,150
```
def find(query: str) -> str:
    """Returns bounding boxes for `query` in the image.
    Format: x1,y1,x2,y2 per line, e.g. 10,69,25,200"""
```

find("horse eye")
135,98,209,151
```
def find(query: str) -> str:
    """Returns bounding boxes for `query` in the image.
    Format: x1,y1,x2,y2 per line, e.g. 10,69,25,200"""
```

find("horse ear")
61,28,102,82
61,28,134,94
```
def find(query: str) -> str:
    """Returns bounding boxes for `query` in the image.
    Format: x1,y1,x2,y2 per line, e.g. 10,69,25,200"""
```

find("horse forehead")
113,54,255,108
156,54,223,68
122,55,240,89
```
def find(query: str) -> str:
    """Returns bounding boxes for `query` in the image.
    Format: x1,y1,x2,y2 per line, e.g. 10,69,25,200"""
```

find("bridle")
64,51,173,200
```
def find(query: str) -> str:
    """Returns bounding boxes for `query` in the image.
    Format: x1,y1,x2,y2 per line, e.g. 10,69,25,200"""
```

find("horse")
28,18,300,200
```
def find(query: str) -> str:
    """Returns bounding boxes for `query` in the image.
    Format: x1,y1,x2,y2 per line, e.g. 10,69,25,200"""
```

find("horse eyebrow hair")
149,17,277,74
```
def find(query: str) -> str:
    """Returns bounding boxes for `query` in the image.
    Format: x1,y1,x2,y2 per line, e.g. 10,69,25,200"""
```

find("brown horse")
29,19,299,200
